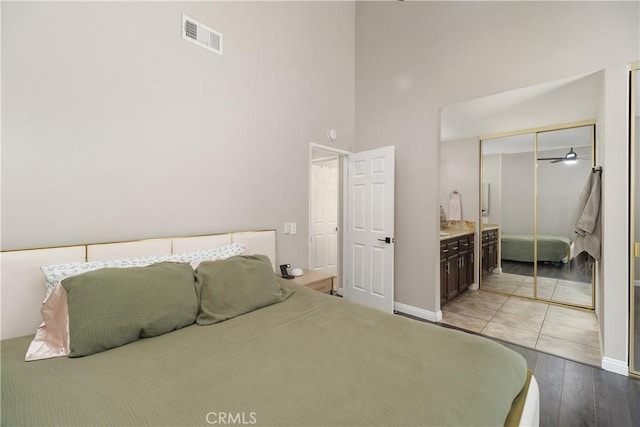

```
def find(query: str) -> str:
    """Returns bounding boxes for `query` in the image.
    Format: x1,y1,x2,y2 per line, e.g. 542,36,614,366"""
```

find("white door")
310,159,339,276
345,146,395,312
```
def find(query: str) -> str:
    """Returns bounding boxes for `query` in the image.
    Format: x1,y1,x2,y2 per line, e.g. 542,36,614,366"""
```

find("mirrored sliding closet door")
480,123,595,309
630,63,639,377
480,133,535,299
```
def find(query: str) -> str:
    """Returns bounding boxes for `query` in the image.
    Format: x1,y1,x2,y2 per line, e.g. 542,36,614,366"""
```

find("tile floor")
482,271,593,306
439,287,602,366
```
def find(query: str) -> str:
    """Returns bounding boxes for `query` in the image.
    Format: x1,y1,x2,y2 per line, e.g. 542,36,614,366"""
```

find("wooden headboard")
0,230,276,340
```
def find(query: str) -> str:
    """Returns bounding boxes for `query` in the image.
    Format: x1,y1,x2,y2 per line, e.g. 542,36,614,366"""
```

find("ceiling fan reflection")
537,147,590,164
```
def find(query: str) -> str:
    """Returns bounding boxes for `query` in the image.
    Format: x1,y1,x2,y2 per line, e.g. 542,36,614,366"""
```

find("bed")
1,230,539,426
501,233,572,264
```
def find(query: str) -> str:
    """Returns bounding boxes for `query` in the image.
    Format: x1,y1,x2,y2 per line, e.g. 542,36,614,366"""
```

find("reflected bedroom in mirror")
480,124,595,309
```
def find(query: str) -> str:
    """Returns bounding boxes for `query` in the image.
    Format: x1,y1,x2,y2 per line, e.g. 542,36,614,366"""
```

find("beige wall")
439,137,479,224
1,2,355,272
497,146,591,237
439,137,480,288
355,1,638,366
537,147,593,238
482,154,502,227
501,151,535,235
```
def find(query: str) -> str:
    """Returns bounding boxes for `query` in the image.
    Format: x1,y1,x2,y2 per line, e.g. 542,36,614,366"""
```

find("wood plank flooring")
398,313,640,426
501,340,640,427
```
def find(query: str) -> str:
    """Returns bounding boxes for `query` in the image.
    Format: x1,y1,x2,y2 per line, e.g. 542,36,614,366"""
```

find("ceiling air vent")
182,14,222,55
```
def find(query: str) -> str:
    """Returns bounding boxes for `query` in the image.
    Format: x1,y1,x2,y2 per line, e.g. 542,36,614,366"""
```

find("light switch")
284,223,290,234
290,223,297,235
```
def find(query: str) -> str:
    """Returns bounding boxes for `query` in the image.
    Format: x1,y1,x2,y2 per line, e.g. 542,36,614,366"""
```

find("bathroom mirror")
480,123,595,309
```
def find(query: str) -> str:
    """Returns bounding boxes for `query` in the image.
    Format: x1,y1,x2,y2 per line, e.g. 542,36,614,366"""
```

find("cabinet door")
482,242,489,273
446,254,458,299
440,243,447,305
440,258,447,306
489,232,497,269
457,250,468,292
466,248,474,286
458,237,471,292
445,240,459,299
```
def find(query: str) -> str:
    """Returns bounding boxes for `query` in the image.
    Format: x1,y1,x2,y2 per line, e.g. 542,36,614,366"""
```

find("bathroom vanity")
439,231,474,306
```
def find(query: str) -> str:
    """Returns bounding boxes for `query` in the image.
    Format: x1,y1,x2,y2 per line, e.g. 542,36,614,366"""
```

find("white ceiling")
441,70,603,142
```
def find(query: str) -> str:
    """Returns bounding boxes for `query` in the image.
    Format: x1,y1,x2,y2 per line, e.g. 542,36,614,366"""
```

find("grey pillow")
195,254,294,325
62,262,198,357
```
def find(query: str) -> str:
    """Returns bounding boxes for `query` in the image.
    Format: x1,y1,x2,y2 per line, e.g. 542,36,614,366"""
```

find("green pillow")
62,262,198,357
195,255,294,325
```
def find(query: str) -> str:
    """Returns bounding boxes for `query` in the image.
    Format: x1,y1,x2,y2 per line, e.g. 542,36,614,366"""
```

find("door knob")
377,237,394,244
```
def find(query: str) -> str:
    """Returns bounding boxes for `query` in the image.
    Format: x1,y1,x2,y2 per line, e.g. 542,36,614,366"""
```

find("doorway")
310,145,345,294
308,143,396,310
310,154,339,277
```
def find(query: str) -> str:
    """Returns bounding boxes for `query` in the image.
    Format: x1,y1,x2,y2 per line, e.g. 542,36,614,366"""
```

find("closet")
480,123,596,309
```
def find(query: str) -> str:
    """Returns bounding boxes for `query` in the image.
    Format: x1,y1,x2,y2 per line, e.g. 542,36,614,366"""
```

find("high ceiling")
441,71,603,143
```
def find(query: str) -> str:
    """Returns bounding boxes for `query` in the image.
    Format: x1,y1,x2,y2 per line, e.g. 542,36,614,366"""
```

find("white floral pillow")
40,254,173,293
167,243,246,267
40,243,245,293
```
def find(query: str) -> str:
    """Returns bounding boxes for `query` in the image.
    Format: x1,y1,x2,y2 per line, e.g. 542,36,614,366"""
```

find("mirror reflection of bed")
481,125,595,308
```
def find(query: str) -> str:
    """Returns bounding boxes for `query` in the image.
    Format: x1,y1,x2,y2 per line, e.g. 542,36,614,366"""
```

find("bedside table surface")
289,270,334,286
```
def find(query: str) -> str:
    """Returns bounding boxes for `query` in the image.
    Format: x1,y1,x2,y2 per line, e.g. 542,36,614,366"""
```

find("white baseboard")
601,357,629,376
394,302,442,322
469,283,479,290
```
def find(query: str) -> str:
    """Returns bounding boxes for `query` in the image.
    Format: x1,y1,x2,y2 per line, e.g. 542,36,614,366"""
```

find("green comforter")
501,233,571,263
2,281,526,426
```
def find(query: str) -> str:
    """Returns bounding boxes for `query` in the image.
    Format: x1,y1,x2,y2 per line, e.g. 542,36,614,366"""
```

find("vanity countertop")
481,223,500,231
439,230,475,241
440,220,476,241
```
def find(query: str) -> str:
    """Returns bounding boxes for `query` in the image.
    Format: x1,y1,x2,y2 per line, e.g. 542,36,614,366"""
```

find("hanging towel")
573,170,602,261
449,192,462,221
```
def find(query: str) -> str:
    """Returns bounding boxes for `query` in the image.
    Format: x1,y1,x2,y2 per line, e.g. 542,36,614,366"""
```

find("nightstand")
289,270,335,294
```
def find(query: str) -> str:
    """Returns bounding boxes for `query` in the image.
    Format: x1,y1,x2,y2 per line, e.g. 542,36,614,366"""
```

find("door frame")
309,143,351,294
628,60,640,378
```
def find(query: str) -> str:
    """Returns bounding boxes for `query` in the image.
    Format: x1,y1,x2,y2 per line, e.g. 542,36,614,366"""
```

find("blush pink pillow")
25,282,70,361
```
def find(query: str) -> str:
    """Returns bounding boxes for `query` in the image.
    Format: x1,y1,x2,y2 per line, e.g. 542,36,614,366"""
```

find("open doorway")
309,143,396,310
309,144,346,294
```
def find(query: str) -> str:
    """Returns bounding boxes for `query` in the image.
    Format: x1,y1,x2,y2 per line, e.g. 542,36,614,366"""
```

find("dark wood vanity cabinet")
482,229,498,273
440,233,474,305
458,236,474,292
